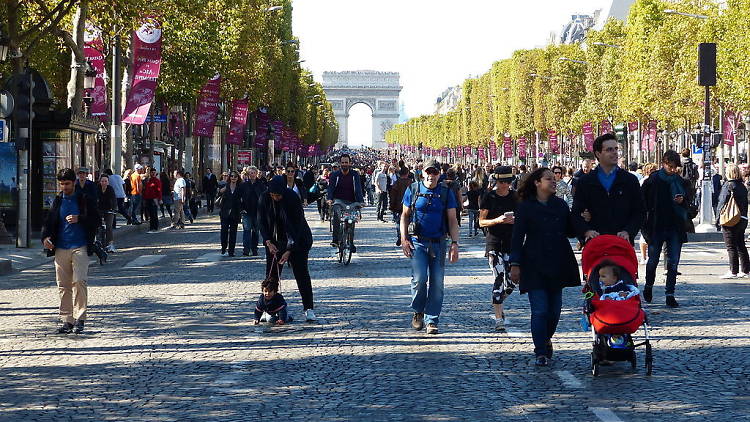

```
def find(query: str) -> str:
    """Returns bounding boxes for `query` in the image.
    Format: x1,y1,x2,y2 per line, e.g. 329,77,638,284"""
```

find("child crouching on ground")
253,278,293,325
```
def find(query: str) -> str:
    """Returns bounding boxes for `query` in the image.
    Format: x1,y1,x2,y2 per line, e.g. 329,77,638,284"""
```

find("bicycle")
333,200,362,265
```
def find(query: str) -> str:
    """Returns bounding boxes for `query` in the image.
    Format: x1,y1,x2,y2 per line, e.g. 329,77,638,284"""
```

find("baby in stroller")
597,262,639,301
582,235,653,376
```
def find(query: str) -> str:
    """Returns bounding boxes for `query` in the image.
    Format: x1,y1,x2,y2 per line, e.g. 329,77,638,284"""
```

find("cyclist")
327,154,364,252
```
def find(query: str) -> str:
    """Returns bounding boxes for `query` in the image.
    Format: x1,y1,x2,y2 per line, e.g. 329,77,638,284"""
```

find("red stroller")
581,234,653,376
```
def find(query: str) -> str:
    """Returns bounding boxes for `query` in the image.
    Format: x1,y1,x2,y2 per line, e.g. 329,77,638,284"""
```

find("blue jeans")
242,212,261,253
410,237,447,325
527,288,563,357
467,209,479,235
129,194,142,223
645,228,682,296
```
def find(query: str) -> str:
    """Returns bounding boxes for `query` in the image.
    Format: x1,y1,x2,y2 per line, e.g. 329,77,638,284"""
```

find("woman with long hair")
718,164,749,279
509,168,580,366
218,171,242,256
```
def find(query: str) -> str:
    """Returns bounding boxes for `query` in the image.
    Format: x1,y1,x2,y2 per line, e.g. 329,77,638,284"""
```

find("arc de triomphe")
322,70,401,149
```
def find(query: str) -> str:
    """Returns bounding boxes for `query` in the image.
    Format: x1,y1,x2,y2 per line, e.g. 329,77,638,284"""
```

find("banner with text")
518,137,527,158
84,25,107,121
226,99,249,145
548,130,559,154
122,19,163,124
583,122,595,151
193,75,221,137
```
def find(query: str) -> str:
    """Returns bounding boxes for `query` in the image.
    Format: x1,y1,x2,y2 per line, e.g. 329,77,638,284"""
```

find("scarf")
657,168,687,221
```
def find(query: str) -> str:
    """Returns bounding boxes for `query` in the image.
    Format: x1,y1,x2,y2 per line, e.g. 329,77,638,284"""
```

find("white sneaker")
738,272,748,278
304,309,316,321
639,259,648,265
719,272,738,279
494,318,506,332
107,245,117,253
259,312,271,322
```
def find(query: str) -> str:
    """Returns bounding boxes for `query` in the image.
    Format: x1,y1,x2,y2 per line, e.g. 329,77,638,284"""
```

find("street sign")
145,114,167,123
0,119,5,141
692,144,703,155
0,91,14,118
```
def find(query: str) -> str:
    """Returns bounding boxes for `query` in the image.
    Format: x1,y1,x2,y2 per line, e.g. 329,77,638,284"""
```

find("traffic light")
14,72,35,150
614,123,627,143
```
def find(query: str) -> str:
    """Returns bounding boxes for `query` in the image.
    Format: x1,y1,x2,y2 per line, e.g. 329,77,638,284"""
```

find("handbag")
719,191,741,227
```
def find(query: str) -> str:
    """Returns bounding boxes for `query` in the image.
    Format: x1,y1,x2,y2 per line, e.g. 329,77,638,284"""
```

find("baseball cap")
424,159,440,172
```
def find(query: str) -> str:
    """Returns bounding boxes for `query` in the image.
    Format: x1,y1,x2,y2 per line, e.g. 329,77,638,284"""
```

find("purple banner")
226,99,249,145
518,137,527,158
503,135,512,157
648,120,658,152
122,19,163,124
627,121,639,133
583,122,595,152
600,120,613,135
723,111,737,146
548,130,559,154
193,75,221,137
84,26,107,121
254,109,271,148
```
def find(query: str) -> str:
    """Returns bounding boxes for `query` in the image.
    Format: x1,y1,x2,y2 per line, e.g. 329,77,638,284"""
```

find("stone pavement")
0,206,748,421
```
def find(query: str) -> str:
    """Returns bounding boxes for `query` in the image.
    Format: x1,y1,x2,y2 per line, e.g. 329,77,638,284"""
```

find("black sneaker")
252,250,259,256
535,356,549,366
411,312,424,331
242,250,250,256
351,245,357,253
396,238,401,247
73,320,84,334
643,285,653,303
666,296,679,308
57,322,74,334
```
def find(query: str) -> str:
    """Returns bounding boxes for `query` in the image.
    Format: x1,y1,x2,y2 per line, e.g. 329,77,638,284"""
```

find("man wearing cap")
479,166,519,332
258,175,316,321
75,167,98,201
400,159,460,335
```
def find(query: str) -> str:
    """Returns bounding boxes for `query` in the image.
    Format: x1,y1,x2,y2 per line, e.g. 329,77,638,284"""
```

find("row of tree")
386,0,750,151
2,0,338,149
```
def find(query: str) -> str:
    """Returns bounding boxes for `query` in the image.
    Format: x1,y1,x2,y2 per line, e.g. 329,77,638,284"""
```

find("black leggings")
722,219,749,274
265,248,314,310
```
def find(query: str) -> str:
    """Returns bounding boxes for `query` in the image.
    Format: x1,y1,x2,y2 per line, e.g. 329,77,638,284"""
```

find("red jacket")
143,176,162,200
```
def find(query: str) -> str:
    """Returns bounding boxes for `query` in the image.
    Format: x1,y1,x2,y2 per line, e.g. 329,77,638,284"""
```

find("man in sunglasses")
327,154,364,251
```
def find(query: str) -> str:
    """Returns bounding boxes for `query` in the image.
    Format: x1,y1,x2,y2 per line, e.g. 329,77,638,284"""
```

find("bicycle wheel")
338,225,345,263
344,224,353,265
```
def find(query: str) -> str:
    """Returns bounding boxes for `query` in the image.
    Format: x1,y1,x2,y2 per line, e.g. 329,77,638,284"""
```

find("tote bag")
719,191,741,227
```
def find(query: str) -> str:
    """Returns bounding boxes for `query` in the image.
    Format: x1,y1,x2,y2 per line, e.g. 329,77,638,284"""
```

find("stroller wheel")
590,352,599,376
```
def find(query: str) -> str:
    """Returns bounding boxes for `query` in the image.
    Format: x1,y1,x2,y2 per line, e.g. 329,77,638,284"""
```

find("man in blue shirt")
400,159,460,335
42,168,99,334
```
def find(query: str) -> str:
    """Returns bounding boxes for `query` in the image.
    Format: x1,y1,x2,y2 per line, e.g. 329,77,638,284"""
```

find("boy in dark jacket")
253,279,291,325
42,168,101,334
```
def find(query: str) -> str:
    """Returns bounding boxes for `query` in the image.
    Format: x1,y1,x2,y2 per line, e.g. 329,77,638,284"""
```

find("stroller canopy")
581,234,638,280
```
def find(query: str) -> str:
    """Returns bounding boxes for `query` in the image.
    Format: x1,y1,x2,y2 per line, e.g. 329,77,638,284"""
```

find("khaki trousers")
173,199,185,227
54,247,89,323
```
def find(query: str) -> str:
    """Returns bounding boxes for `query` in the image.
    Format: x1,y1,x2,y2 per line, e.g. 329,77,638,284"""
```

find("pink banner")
723,111,737,146
583,122,595,152
648,120,658,152
193,75,221,137
226,99,249,145
122,19,163,124
518,137,527,158
489,141,497,161
627,121,639,133
503,135,513,157
168,111,183,137
600,120,613,135
84,26,107,121
254,109,270,148
548,130,559,154
478,148,486,161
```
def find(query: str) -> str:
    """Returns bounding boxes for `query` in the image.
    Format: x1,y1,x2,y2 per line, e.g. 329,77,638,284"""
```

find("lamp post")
558,57,588,65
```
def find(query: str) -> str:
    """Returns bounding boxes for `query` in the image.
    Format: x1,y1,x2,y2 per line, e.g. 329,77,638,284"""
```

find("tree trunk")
66,0,88,114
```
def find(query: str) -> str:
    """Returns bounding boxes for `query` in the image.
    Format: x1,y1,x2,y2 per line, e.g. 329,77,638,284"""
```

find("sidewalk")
0,215,177,274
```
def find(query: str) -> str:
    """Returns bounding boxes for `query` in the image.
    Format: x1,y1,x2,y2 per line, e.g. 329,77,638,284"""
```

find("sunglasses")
553,171,562,174
286,169,295,173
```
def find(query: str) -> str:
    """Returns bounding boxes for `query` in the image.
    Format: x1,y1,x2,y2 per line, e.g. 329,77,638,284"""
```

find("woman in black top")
717,164,749,278
97,174,117,252
466,180,482,237
284,162,308,205
479,166,518,331
159,171,173,219
509,168,580,366
219,171,242,256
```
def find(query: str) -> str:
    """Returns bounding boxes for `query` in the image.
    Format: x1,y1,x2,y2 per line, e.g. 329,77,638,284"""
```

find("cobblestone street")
0,207,748,421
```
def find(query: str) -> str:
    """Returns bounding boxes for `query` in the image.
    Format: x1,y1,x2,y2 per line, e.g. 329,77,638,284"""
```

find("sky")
292,0,615,146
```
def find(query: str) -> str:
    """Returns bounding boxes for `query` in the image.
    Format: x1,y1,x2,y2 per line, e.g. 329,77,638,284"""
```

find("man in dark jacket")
389,167,412,246
239,166,266,256
571,133,645,244
641,150,690,308
203,168,218,213
42,168,100,334
326,154,364,250
259,175,316,321
75,167,98,200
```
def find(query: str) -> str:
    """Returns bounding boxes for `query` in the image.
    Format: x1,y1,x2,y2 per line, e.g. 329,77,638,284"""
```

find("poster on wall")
0,143,17,208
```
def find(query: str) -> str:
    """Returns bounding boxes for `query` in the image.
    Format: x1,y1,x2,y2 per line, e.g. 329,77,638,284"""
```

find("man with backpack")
400,159,460,335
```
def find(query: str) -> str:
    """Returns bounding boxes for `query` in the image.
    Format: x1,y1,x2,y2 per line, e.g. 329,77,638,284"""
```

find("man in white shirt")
171,170,187,229
374,163,390,221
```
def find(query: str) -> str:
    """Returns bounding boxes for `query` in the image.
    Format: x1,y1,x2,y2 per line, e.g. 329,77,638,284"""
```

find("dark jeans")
146,199,159,231
220,219,238,254
265,247,314,310
376,192,388,220
206,192,216,213
527,288,563,357
130,194,142,223
115,198,130,225
722,218,749,274
392,211,401,241
645,228,683,296
160,195,173,219
242,212,261,254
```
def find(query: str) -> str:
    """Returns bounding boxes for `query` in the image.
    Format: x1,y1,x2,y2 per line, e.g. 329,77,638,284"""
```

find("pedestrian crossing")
122,255,166,269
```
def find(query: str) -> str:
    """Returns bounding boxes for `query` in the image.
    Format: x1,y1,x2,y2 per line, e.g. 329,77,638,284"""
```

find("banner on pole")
193,74,221,137
600,120,613,135
84,25,107,121
503,134,513,158
583,122,595,151
226,99,249,145
723,111,737,146
648,120,658,152
518,137,527,158
122,19,163,124
548,130,559,154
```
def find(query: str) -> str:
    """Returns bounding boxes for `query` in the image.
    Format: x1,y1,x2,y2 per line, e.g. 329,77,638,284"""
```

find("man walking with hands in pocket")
400,159,460,335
